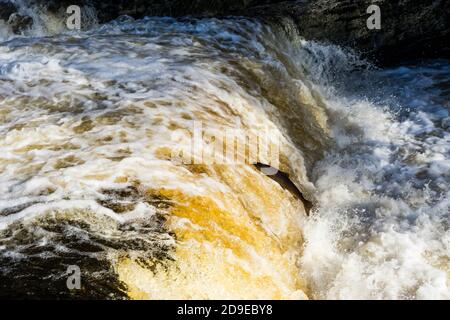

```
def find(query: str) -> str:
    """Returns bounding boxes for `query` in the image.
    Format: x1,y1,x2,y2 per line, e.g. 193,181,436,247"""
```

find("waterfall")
0,14,448,299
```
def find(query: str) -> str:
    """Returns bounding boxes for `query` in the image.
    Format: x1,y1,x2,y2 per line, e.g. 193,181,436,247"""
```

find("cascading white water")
299,50,450,299
0,0,98,40
0,11,448,299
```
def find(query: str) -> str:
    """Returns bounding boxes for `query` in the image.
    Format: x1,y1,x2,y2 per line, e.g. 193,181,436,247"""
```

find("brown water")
0,15,449,299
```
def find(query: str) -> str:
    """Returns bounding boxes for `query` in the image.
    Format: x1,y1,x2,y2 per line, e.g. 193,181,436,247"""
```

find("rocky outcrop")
1,0,449,65
247,0,450,65
0,0,16,21
7,13,33,34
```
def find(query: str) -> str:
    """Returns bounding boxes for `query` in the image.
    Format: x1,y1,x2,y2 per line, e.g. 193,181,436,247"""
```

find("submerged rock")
0,0,16,21
247,0,450,65
7,13,33,34
0,1,33,35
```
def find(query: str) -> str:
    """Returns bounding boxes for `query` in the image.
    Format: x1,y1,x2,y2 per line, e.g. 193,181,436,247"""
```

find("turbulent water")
0,9,449,299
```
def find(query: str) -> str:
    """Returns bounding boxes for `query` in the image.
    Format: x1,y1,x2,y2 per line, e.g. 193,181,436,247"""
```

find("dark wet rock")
0,1,32,35
246,0,450,65
0,203,175,299
7,13,33,34
37,0,286,22
0,0,17,21
0,202,39,217
98,186,173,214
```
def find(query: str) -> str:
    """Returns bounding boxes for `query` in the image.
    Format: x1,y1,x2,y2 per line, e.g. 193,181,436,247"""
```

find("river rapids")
0,7,449,300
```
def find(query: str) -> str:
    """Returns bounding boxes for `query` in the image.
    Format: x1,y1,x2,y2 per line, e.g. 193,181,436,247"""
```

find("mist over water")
0,11,448,299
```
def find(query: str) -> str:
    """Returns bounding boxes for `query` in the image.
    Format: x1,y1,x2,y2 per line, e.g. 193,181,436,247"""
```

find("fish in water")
0,9,449,300
253,163,313,215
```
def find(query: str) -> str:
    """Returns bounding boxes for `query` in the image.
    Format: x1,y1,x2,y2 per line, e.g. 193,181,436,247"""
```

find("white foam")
296,42,450,299
0,16,448,299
